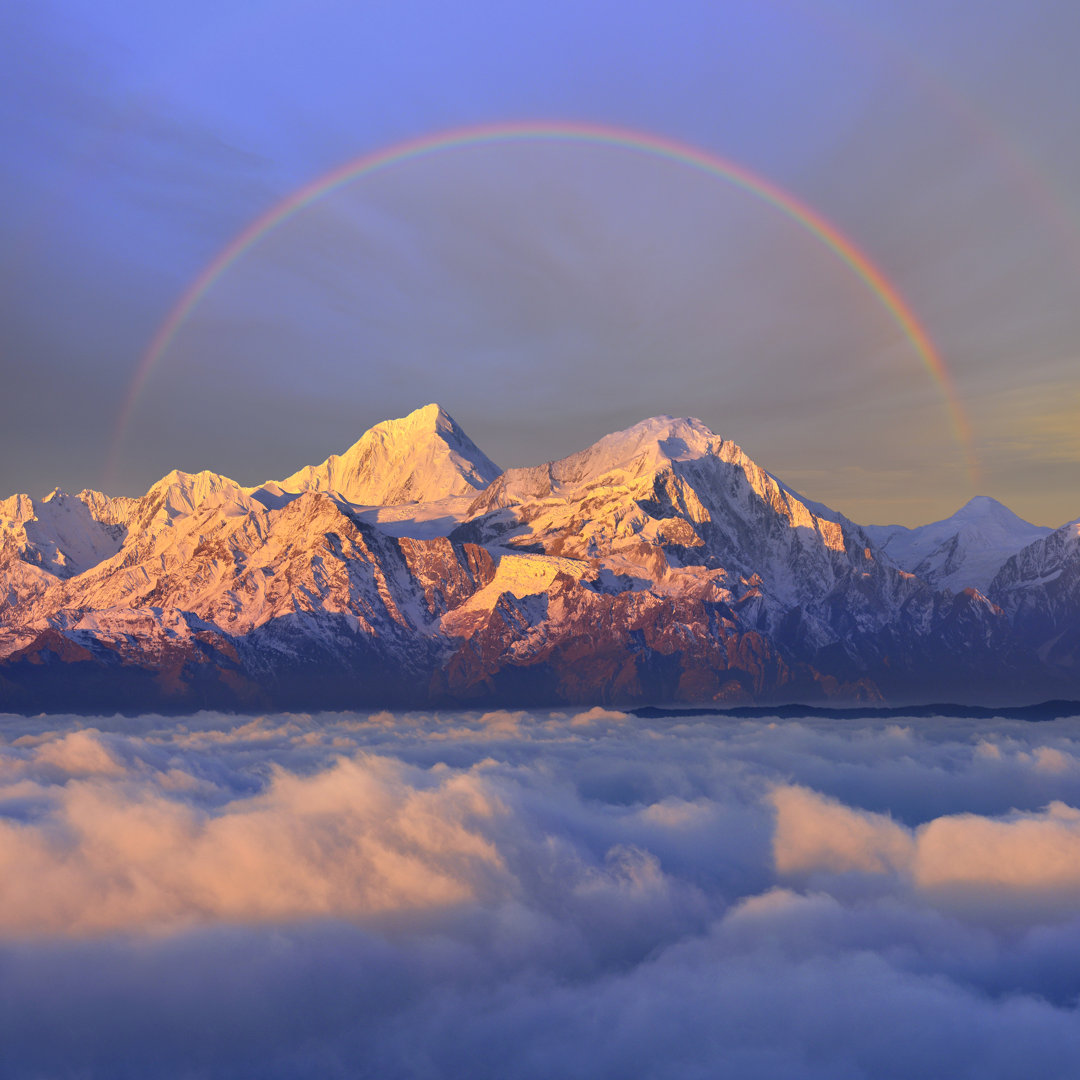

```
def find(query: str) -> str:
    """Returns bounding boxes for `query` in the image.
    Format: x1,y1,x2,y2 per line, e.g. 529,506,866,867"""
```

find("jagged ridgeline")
1,404,1078,712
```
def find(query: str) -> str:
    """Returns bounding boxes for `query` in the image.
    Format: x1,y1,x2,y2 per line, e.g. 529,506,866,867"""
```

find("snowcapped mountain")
0,488,126,578
986,520,1080,676
258,403,500,507
863,496,1053,594
0,407,1075,712
462,415,855,603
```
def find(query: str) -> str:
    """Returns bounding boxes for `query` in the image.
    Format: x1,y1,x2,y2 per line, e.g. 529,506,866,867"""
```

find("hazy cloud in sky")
2,1,1080,525
2,707,1080,1076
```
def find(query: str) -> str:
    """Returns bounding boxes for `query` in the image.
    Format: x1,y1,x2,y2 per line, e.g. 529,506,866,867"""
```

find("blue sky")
2,0,1079,525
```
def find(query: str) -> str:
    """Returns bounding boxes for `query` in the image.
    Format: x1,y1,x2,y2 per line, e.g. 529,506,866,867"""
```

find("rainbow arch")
111,121,976,482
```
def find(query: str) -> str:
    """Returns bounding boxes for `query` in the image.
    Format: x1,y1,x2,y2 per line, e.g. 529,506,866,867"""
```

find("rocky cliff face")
986,521,1080,678
0,407,1074,712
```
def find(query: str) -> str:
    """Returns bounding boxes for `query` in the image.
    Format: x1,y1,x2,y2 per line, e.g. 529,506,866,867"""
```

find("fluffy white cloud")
771,784,914,875
2,708,1080,1077
915,801,1080,898
770,781,1080,914
0,755,510,934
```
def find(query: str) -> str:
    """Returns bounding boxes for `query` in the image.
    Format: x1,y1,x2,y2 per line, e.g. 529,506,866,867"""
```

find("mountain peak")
864,495,1053,593
466,414,784,534
544,415,729,487
592,414,719,456
0,487,125,578
272,405,501,506
140,469,255,522
387,402,446,427
953,495,1027,522
371,403,476,448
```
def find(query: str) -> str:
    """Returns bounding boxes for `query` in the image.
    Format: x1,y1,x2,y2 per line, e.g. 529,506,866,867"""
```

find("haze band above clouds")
2,707,1080,1078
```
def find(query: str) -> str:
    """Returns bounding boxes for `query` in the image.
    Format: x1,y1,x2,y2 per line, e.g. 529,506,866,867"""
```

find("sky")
4,706,1080,1076
2,0,1079,527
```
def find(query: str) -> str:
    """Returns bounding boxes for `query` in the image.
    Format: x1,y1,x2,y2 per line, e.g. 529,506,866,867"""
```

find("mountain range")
2,403,1077,712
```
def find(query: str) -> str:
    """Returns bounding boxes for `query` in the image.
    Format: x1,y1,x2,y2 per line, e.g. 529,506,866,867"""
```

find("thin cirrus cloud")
2,709,1080,1075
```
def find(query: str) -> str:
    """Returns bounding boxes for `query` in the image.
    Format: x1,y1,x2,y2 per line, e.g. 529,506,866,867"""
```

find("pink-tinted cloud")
1,708,1080,1076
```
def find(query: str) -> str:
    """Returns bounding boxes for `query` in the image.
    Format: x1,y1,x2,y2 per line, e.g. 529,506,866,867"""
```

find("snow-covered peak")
0,488,126,577
949,496,1035,526
269,404,501,506
474,415,744,509
864,496,1053,593
0,492,37,524
76,488,138,527
463,414,854,595
988,517,1080,600
141,469,256,521
550,415,725,483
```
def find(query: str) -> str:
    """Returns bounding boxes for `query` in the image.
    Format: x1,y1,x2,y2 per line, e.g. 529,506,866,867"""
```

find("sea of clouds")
2,705,1080,1078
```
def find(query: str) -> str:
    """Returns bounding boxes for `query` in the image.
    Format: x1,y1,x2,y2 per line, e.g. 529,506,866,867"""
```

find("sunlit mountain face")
2,406,1077,713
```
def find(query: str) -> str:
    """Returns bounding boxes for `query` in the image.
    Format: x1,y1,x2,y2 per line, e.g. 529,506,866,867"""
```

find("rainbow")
110,121,976,482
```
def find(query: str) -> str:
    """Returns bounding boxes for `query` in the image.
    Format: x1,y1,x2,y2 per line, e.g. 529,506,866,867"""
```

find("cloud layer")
2,707,1080,1077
